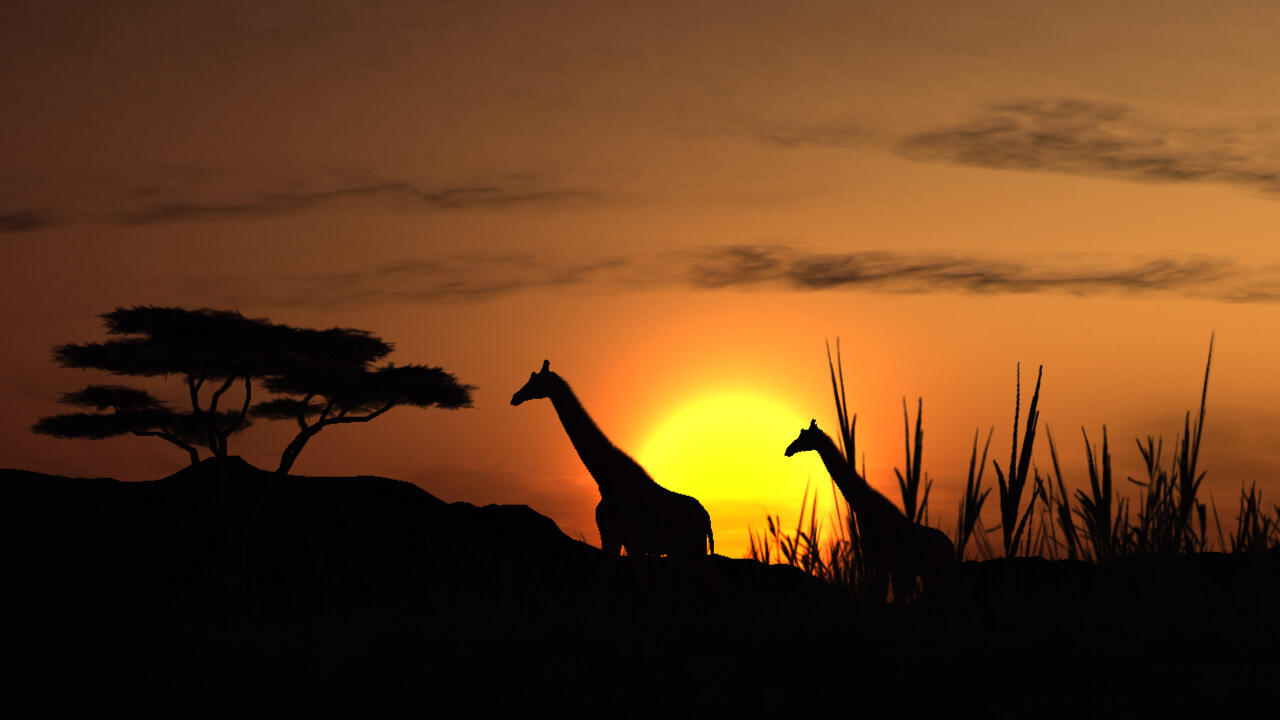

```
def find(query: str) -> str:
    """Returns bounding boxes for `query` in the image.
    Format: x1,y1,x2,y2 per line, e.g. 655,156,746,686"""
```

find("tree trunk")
136,429,200,466
276,426,321,475
215,375,252,458
274,401,398,474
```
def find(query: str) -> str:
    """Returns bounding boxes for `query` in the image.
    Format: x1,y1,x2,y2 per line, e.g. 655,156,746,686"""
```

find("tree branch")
187,374,202,414
216,375,253,454
130,428,200,466
315,399,399,427
276,399,399,474
295,393,316,430
318,397,336,423
208,376,236,415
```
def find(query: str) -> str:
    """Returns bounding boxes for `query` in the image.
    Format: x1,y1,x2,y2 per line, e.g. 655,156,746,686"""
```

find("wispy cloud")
257,254,636,308
683,245,1251,297
757,122,868,149
897,99,1280,193
117,181,598,225
226,244,1280,308
0,209,53,233
1,177,598,231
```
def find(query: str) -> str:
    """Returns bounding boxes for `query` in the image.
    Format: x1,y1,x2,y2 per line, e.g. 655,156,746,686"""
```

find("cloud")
117,181,598,224
256,254,637,308
0,209,53,233
683,245,1248,298
0,177,597,231
224,244,1280,308
757,122,868,149
897,99,1280,194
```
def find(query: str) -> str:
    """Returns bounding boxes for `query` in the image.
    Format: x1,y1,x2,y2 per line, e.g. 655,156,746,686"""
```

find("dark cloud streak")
229,245,1280,308
0,209,53,233
1,178,597,231
686,245,1241,297
118,181,598,225
897,99,1280,193
258,255,635,308
757,122,867,149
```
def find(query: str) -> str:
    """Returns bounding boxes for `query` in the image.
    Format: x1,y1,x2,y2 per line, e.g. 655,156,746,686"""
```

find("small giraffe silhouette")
785,419,953,601
512,360,714,558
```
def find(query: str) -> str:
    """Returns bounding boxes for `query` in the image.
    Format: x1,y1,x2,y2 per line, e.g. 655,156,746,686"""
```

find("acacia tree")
31,384,229,466
34,306,474,470
36,307,279,463
253,362,473,474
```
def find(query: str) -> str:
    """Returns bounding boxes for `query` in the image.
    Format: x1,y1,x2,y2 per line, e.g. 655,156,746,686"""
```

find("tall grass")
1049,337,1220,558
955,427,993,561
1044,427,1081,560
825,339,857,466
895,398,931,524
1228,482,1279,553
749,339,946,592
747,480,860,590
751,336,1279,583
992,364,1043,557
1014,336,1279,559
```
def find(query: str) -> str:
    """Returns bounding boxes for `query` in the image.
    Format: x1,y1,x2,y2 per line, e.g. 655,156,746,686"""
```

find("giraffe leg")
601,536,622,557
864,562,890,603
891,567,917,604
597,499,623,557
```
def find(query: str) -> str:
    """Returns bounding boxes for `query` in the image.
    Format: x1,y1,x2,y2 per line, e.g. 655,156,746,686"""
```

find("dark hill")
4,457,1280,714
2,457,851,714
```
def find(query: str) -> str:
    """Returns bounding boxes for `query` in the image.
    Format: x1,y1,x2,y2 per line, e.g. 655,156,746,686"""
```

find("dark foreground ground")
4,457,1279,716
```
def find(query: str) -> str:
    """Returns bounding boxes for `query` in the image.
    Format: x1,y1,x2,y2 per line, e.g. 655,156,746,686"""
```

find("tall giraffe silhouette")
512,360,713,557
785,419,953,601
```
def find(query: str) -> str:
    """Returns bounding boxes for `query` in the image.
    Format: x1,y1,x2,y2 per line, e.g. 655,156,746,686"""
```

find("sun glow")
636,392,836,556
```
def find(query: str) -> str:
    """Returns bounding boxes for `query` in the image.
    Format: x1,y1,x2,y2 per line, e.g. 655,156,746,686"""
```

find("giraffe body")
513,361,713,557
786,420,954,601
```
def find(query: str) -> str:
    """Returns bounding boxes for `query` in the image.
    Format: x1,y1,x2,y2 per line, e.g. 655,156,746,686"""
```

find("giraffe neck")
545,373,632,494
812,430,872,510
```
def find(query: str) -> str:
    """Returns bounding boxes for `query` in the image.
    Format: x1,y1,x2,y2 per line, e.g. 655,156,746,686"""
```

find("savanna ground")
5,341,1279,715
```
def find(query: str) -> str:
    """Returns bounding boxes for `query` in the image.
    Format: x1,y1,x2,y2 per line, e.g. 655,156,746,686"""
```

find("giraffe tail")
707,526,714,556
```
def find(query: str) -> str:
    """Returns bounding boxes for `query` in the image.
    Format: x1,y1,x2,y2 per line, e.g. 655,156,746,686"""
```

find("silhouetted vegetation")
751,336,1279,600
756,341,956,601
253,360,473,474
955,427,994,560
33,306,474,471
993,363,1043,557
895,397,931,524
10,332,1280,709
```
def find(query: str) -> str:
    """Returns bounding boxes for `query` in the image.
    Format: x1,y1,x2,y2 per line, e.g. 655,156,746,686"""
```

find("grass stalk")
1172,335,1213,552
1044,426,1082,561
992,363,1043,557
826,339,856,465
1076,426,1118,561
895,397,931,524
955,427,993,561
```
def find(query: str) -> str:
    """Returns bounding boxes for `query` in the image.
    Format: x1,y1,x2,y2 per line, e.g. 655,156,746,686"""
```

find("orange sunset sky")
5,2,1280,556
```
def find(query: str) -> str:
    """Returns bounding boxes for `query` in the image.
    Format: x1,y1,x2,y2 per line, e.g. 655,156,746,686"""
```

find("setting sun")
637,392,838,555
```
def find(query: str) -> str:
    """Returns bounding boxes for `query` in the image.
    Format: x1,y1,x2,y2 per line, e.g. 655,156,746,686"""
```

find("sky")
5,1,1280,557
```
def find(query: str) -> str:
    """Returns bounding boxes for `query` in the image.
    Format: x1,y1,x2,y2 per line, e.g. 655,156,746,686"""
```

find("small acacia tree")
34,306,474,470
31,384,233,466
253,362,473,474
37,307,279,462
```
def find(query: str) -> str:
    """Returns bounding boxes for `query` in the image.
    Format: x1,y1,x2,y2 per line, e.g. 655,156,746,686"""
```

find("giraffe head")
511,359,554,406
784,419,823,457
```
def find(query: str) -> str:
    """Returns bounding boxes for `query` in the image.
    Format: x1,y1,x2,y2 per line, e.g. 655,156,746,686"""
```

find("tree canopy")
35,306,474,472
253,362,474,474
